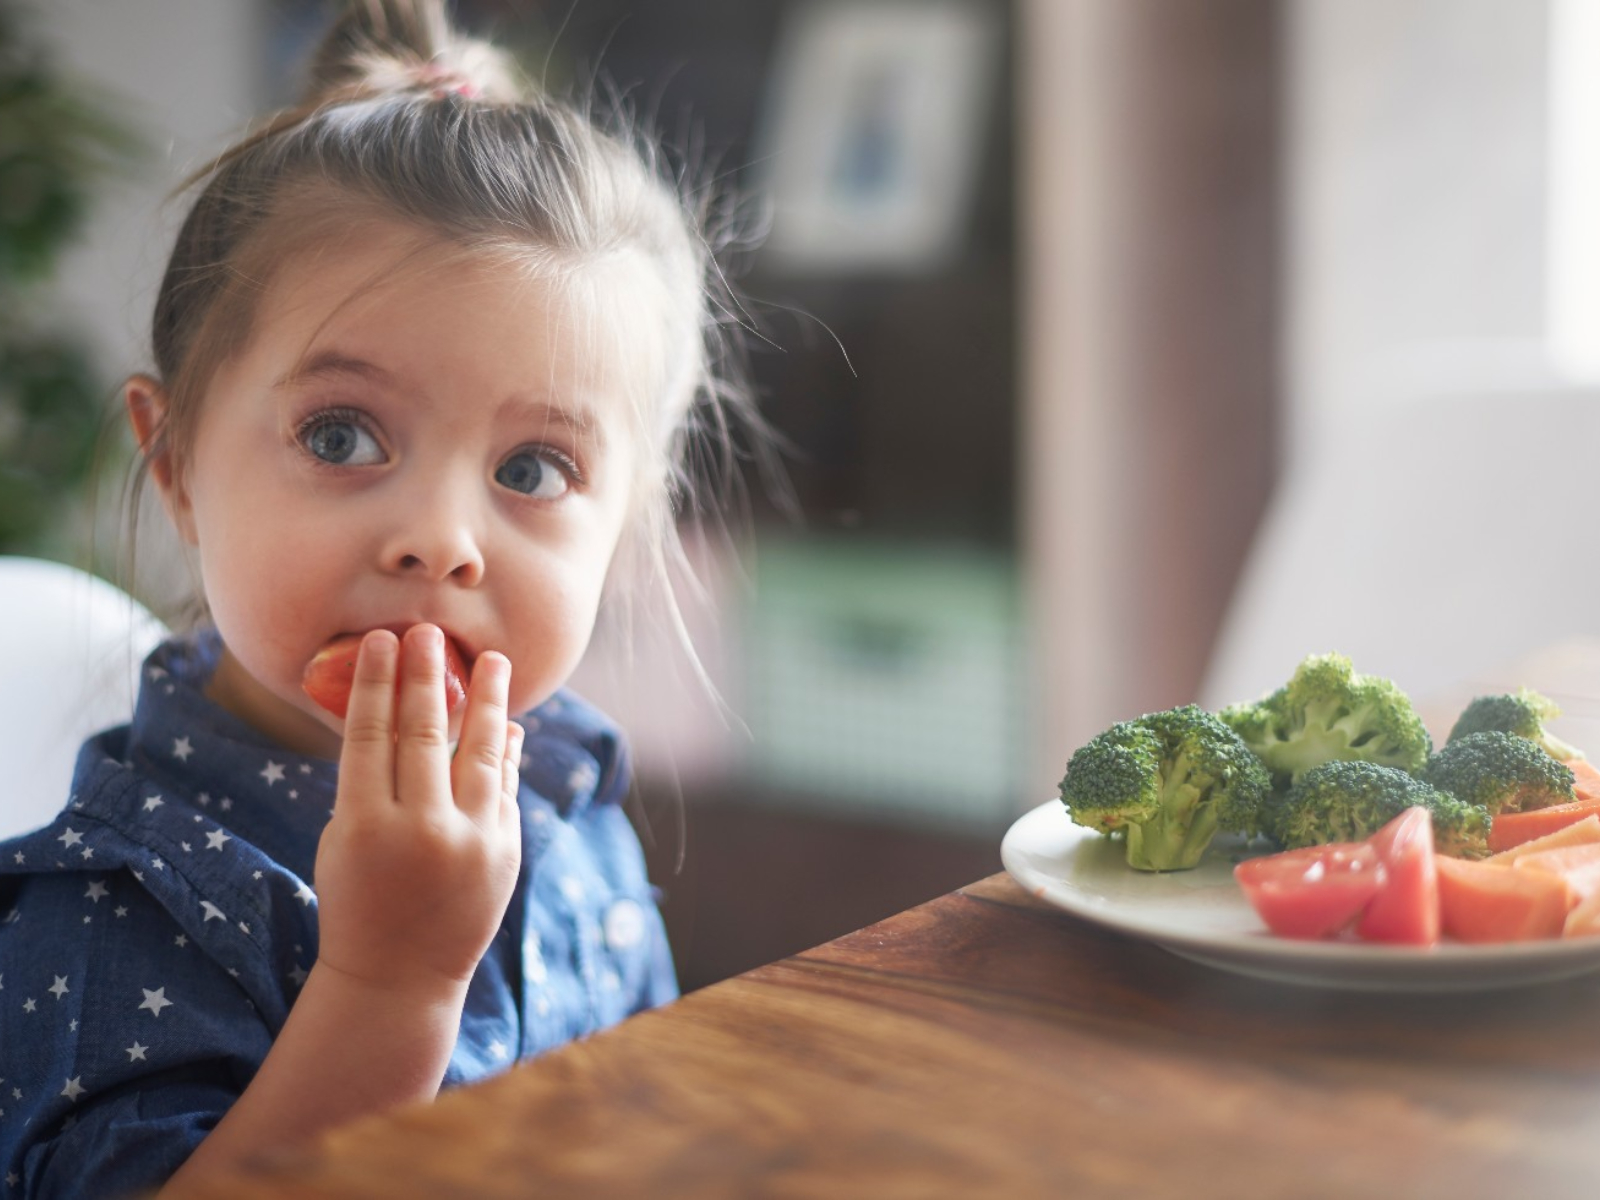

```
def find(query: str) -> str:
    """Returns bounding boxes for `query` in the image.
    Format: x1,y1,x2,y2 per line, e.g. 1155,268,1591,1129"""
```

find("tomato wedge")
302,631,470,719
1355,807,1440,947
1234,843,1387,940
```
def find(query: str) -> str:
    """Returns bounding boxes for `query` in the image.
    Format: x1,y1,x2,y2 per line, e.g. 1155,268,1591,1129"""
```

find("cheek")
500,552,612,714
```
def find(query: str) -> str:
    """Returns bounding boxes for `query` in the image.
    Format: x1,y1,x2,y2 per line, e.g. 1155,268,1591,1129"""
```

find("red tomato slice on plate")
1355,806,1440,947
1234,843,1386,940
302,632,470,719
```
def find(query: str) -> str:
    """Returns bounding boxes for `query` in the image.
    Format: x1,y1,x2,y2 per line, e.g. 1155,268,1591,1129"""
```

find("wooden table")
175,647,1600,1199
171,873,1600,1199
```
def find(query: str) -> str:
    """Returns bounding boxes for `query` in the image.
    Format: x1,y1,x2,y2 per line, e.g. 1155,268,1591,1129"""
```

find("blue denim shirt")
0,631,677,1198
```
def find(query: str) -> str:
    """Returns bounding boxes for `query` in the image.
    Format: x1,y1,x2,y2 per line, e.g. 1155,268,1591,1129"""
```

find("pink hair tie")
414,62,479,100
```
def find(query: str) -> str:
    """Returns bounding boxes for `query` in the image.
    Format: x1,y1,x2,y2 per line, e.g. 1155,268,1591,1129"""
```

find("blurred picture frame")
756,0,1001,274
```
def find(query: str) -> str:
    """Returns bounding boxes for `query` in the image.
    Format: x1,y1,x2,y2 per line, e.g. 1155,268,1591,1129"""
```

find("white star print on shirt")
60,1077,85,1102
21,998,36,1013
47,976,68,1001
57,828,83,850
3,638,679,1185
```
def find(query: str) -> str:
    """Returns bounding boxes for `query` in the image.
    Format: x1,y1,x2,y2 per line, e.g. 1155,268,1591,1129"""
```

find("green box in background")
741,539,1025,833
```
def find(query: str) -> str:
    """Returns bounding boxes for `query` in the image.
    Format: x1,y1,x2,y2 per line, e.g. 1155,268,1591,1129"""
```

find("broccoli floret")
1422,731,1576,817
1448,689,1585,762
1270,759,1490,858
1218,653,1433,790
1059,704,1271,872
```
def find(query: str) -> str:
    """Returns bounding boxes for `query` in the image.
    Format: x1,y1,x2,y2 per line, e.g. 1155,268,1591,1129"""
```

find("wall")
1285,0,1551,455
36,0,262,381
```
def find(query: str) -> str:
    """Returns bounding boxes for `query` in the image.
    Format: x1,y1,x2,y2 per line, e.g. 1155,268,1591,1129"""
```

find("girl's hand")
312,625,524,997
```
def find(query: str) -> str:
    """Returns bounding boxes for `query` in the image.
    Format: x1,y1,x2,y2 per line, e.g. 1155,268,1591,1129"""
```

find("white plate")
1001,800,1600,992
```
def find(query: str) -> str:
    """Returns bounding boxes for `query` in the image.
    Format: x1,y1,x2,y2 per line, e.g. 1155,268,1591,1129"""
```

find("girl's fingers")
336,629,400,813
393,624,453,809
500,721,526,835
451,651,512,818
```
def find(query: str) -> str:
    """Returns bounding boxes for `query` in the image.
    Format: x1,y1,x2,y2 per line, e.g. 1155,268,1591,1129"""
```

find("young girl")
0,2,744,1194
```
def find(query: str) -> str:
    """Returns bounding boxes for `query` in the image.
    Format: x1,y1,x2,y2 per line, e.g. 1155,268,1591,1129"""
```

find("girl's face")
133,222,652,758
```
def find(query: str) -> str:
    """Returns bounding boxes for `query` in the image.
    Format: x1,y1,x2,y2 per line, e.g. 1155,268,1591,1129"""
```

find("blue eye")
301,415,384,466
495,449,571,499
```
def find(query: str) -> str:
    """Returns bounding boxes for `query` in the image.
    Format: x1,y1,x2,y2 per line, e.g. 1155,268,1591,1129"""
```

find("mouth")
364,623,478,667
302,625,473,719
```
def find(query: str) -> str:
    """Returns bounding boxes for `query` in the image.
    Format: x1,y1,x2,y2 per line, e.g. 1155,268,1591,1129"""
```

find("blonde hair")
138,0,758,660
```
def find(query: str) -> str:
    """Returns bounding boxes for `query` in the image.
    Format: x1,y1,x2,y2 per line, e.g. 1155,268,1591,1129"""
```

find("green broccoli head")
1218,653,1433,790
1270,759,1490,858
1448,689,1585,763
1059,703,1271,872
1422,731,1576,817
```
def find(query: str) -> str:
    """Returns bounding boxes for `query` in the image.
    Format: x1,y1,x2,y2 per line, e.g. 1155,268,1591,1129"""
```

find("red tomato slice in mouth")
1234,842,1387,940
302,631,470,719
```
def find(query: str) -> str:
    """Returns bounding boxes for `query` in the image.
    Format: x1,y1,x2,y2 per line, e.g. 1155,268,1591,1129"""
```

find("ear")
124,374,197,545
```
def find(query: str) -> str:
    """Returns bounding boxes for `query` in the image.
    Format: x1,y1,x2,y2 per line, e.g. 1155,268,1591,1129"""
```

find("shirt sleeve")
1,871,273,1199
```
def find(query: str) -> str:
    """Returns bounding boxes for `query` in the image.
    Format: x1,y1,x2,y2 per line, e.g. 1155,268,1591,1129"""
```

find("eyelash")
293,406,586,490
521,445,584,487
293,406,380,463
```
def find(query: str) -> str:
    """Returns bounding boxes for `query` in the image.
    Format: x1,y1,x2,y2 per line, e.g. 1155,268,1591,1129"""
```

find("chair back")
0,557,166,839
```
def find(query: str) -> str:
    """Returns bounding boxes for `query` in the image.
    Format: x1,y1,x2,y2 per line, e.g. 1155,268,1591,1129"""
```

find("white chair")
0,557,167,839
1201,386,1600,713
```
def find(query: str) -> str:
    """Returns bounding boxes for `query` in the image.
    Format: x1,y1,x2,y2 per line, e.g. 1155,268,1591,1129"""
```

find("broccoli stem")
1124,759,1221,871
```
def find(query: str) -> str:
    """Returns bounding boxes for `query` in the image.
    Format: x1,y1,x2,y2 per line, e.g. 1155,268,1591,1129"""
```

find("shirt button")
603,899,645,951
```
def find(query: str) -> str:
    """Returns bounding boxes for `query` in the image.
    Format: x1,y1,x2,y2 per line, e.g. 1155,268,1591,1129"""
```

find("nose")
379,483,486,586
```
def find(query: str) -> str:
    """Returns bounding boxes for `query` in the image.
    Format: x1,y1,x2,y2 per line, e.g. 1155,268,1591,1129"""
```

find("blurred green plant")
0,3,141,555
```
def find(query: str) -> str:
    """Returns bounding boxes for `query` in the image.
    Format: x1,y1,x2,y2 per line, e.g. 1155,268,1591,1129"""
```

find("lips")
301,628,471,719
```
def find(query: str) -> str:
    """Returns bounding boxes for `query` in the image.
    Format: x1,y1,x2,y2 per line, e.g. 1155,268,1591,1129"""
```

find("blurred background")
4,0,1597,991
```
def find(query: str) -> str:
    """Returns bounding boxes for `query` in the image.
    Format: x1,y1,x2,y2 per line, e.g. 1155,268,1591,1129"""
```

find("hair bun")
302,0,526,107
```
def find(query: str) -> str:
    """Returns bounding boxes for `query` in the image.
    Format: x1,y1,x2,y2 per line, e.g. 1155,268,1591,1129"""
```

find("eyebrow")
497,393,598,442
272,351,394,391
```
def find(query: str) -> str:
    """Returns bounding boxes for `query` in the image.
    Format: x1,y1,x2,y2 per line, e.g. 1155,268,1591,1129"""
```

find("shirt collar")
121,630,338,872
